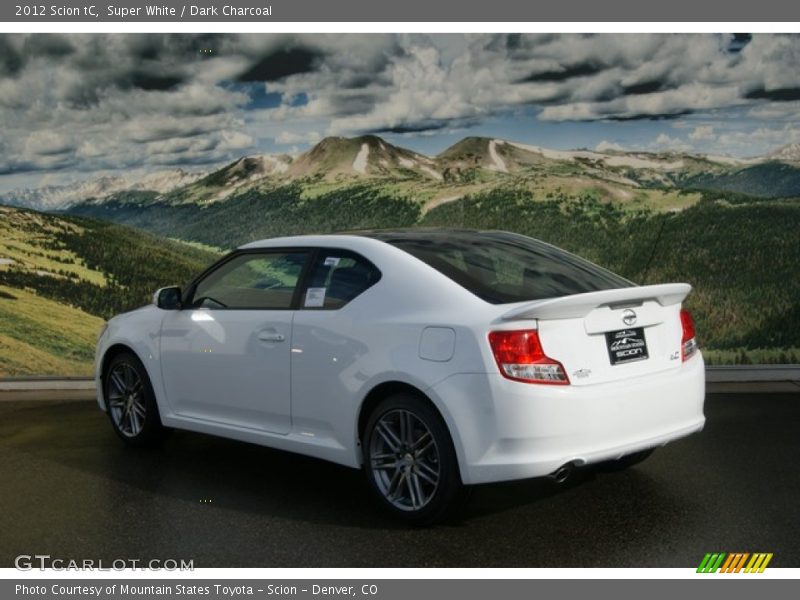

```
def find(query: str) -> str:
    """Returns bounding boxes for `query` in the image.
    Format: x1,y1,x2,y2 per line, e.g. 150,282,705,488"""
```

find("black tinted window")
376,231,631,304
301,251,381,309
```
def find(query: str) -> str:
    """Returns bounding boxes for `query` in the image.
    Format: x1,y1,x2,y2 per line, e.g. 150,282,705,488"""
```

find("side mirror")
154,286,182,310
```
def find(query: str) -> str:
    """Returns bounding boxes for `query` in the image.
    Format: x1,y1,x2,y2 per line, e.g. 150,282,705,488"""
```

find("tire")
104,351,168,447
362,393,465,525
596,448,655,472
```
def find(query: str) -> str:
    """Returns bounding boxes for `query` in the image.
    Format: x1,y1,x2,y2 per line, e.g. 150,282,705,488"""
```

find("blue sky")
1,33,799,191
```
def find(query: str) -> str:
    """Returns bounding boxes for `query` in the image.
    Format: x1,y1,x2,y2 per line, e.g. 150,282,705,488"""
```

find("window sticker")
305,287,327,308
324,256,341,267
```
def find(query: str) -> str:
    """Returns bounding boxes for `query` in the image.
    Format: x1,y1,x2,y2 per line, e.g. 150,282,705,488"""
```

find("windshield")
373,230,633,304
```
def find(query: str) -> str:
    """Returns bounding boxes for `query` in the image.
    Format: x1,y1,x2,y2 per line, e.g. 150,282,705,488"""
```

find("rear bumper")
431,354,705,485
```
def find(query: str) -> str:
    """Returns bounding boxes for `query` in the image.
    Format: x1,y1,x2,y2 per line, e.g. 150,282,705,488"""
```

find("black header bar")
3,0,800,23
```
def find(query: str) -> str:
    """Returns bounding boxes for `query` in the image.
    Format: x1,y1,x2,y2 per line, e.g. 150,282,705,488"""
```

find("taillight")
488,329,569,385
680,309,698,362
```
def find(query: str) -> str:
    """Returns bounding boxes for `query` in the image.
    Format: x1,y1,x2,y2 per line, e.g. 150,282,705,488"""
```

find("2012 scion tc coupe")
96,230,705,523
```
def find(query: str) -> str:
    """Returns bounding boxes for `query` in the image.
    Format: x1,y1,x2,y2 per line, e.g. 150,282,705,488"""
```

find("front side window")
190,251,309,309
300,251,381,309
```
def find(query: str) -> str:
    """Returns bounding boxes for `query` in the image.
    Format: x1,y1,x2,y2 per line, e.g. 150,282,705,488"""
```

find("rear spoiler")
501,283,692,321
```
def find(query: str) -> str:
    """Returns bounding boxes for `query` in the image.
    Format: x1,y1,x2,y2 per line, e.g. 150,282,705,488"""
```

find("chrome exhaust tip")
549,463,574,484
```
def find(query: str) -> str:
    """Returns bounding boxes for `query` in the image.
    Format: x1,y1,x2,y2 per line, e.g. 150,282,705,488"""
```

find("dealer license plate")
605,327,649,365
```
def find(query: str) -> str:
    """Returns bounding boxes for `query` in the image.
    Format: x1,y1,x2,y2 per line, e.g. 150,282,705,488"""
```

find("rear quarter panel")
288,240,494,466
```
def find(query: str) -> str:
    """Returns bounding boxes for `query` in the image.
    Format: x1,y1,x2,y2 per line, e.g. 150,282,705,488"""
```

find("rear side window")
301,251,381,309
381,231,632,304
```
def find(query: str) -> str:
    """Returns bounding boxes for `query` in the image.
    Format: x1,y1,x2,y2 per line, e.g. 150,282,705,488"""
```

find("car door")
289,250,382,440
159,249,310,434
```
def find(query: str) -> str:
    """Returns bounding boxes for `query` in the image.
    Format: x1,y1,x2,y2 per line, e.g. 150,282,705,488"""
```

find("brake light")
488,329,569,384
680,309,698,362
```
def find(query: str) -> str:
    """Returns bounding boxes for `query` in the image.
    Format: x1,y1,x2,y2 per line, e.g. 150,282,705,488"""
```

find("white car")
96,230,705,523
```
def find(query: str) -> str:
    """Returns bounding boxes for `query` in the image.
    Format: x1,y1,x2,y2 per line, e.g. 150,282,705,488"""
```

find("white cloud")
275,130,322,145
652,133,692,152
218,130,255,151
715,124,800,156
747,101,800,121
24,131,75,157
689,125,715,141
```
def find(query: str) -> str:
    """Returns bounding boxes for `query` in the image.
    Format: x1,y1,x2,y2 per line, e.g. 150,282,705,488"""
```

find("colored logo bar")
697,552,773,573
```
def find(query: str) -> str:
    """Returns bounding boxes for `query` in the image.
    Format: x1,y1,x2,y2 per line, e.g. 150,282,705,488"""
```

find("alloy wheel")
368,408,441,511
107,362,146,438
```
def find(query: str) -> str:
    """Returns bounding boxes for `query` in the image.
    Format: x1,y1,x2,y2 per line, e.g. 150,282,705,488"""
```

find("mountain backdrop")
5,135,800,213
1,135,799,375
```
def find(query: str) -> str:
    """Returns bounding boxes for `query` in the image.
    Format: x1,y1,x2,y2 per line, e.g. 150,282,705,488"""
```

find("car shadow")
2,400,699,542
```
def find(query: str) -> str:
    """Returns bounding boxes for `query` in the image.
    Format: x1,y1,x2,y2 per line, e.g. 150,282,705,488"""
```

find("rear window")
378,231,632,304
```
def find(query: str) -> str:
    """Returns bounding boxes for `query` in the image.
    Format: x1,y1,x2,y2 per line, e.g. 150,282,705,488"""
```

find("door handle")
258,331,285,343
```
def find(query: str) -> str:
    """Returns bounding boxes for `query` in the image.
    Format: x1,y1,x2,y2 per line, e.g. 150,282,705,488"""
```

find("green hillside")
680,161,800,198
68,183,424,248
0,284,106,376
0,206,218,375
68,179,705,250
